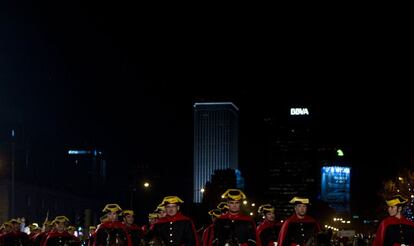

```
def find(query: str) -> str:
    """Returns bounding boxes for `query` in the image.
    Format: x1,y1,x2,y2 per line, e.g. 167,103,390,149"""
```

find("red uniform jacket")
0,231,30,246
372,215,414,246
277,214,320,246
32,231,49,246
209,212,260,246
150,212,199,246
123,223,144,246
256,220,282,246
202,224,214,246
42,230,81,246
94,221,132,246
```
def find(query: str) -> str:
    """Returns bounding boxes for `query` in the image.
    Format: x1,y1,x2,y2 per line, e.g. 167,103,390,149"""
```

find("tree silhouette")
202,169,237,209
381,168,414,220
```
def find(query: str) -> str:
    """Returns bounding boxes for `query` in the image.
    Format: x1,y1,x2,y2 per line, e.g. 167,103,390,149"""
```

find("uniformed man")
277,197,320,246
86,226,96,246
43,216,81,246
28,223,41,239
88,215,109,246
202,209,221,246
142,213,159,235
121,210,144,246
211,189,259,246
32,220,53,246
67,225,76,235
256,204,281,246
94,203,131,246
372,194,414,246
155,204,167,219
148,195,199,246
148,213,159,227
0,222,9,240
0,218,30,246
0,222,11,235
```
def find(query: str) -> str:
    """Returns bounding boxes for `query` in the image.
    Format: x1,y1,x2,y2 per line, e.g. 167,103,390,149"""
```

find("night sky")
1,2,413,214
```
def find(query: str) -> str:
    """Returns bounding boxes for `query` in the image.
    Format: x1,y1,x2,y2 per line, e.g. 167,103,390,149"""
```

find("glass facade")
193,102,239,203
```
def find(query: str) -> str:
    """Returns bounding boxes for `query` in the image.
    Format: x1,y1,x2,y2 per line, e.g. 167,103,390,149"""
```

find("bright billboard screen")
321,166,351,213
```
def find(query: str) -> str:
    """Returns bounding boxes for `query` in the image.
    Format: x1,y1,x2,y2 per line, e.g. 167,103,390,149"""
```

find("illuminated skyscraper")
193,102,239,203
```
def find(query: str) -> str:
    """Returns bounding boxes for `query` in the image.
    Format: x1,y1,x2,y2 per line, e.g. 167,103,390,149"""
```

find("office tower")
263,106,318,219
193,102,239,203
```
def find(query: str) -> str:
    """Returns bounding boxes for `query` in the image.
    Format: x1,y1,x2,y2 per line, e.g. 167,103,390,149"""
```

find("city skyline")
2,95,412,208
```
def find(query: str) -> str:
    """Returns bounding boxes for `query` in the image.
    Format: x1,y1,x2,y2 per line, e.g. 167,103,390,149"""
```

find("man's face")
265,211,275,222
388,205,399,216
124,214,134,225
158,210,167,218
228,200,241,214
11,223,20,231
107,211,118,221
4,225,12,233
294,204,307,217
55,222,66,232
165,204,179,216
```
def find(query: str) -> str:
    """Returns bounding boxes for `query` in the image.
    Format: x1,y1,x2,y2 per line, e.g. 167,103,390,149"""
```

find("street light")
130,181,151,208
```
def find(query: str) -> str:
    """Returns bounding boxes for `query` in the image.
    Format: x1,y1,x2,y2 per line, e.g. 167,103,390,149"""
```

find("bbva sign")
290,108,309,115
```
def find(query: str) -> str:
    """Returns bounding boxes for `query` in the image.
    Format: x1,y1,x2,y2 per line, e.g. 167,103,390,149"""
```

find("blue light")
321,166,351,213
322,166,350,174
193,102,239,111
68,150,91,155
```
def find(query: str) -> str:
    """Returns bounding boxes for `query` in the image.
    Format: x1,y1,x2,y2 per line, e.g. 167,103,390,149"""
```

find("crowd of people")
1,189,414,246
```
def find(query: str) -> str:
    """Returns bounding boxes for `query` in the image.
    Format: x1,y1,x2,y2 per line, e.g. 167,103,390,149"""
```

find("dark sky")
1,2,413,210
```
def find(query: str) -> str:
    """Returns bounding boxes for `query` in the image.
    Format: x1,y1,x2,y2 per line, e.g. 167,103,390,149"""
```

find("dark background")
1,1,413,217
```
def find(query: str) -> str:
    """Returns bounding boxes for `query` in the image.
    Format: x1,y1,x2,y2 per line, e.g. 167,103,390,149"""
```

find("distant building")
66,148,106,193
0,180,101,228
0,127,103,225
259,106,353,219
193,102,239,203
262,106,319,219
